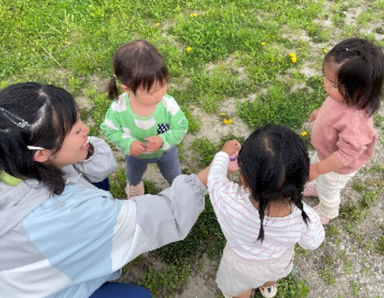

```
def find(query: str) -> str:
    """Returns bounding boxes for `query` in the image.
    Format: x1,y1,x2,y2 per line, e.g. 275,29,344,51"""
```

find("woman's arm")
111,174,207,269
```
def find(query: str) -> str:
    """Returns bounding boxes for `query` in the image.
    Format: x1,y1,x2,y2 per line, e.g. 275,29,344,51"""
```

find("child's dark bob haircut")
324,38,384,116
0,82,78,194
238,124,310,241
107,40,169,99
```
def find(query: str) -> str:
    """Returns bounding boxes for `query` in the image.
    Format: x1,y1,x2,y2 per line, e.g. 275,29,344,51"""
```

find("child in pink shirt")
304,38,384,224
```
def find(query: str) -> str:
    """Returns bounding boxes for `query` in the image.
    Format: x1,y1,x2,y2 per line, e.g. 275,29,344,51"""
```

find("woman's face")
47,119,90,168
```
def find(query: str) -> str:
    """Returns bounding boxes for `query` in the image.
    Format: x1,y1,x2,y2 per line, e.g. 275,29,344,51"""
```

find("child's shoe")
259,284,277,298
313,205,330,225
302,183,318,197
125,181,144,199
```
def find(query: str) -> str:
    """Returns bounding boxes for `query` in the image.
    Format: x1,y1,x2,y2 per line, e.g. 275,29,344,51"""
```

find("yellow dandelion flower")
186,46,192,52
220,112,226,116
322,48,328,54
190,12,198,17
300,131,308,137
289,53,297,63
261,42,266,47
155,22,161,27
223,119,229,125
227,118,233,124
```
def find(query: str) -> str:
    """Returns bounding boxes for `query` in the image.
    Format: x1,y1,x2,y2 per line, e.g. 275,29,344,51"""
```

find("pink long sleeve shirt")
311,97,377,174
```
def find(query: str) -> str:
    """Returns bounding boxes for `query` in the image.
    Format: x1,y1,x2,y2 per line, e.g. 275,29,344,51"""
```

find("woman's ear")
33,149,51,163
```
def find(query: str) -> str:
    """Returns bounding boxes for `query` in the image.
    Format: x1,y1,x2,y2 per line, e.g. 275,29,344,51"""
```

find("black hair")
237,124,310,242
0,82,78,194
107,39,169,99
324,38,384,116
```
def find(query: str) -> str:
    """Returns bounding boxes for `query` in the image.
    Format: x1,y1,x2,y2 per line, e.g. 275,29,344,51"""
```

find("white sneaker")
259,284,277,298
125,181,144,199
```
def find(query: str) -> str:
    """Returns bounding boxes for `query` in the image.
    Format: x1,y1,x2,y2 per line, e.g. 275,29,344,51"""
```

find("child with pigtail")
208,125,325,298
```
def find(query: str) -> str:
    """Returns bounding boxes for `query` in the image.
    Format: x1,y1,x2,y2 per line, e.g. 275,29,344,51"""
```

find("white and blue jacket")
0,137,206,297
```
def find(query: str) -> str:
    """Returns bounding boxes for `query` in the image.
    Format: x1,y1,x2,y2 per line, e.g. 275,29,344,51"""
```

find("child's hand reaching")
309,109,319,122
130,140,147,157
222,140,241,173
145,136,163,152
222,140,241,156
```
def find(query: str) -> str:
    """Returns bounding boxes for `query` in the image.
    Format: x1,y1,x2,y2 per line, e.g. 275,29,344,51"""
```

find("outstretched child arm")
309,154,344,181
207,140,242,208
309,109,376,181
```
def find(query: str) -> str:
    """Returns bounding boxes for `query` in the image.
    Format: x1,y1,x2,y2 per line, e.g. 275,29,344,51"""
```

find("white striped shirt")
207,152,325,261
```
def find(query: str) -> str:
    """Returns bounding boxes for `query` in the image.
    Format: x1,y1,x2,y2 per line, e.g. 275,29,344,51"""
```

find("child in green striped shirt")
101,40,188,198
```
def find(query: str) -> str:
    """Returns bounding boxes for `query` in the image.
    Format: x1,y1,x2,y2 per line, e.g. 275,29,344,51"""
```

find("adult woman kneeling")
0,82,208,297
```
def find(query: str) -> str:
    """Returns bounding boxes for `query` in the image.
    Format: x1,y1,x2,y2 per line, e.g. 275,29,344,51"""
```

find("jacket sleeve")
110,174,206,270
74,136,117,182
158,96,188,149
100,102,136,154
298,204,325,250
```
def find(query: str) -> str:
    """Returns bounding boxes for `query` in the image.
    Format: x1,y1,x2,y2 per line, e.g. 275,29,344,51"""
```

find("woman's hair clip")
27,145,45,150
0,106,29,128
345,47,350,52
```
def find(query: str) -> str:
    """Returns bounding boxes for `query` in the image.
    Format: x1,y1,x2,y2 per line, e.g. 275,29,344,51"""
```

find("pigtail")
257,198,267,242
107,76,119,99
287,186,310,225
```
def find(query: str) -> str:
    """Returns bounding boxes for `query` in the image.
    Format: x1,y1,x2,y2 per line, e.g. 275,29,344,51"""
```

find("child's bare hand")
129,140,147,157
309,109,319,122
145,136,163,152
222,140,241,156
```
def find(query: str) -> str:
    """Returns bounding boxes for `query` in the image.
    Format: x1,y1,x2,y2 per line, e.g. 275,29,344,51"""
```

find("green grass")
2,0,384,296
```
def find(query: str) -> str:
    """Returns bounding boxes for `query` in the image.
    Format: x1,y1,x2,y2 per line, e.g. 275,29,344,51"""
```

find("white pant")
216,244,293,296
312,153,356,219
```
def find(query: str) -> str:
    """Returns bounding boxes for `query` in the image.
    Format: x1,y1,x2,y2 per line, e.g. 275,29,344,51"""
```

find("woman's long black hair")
0,82,78,194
